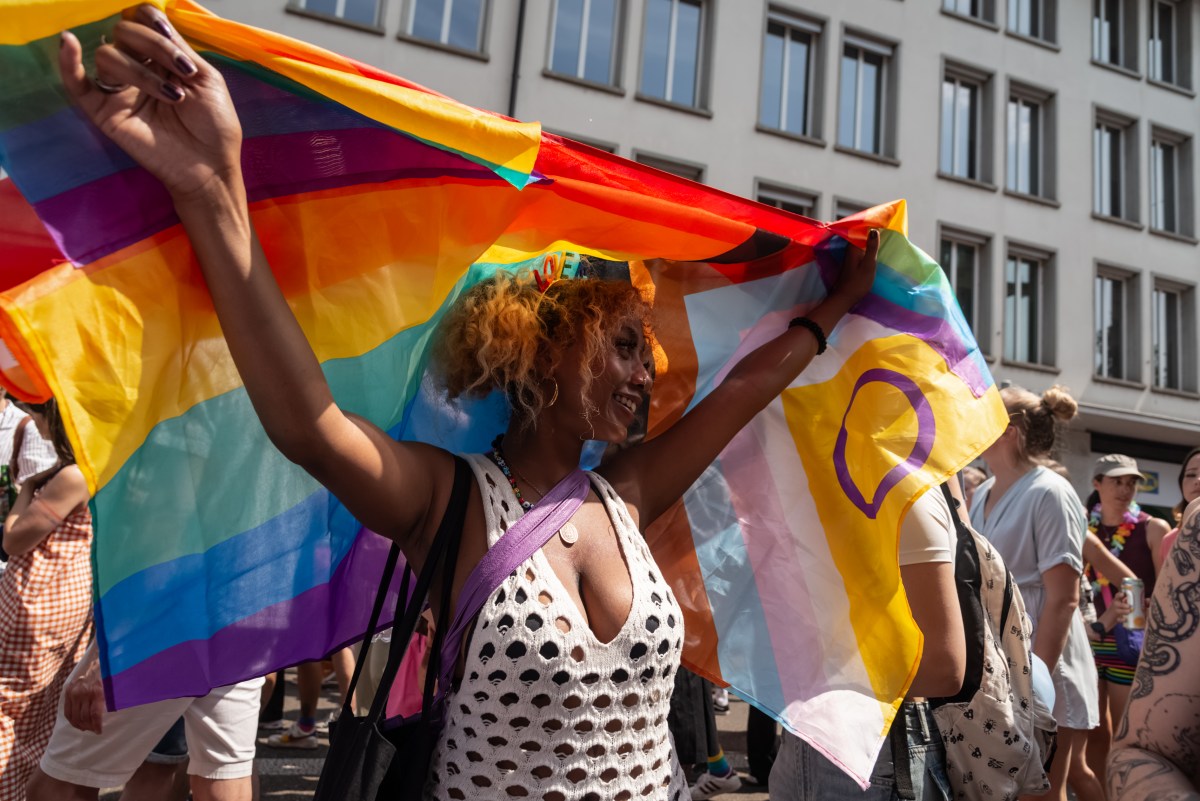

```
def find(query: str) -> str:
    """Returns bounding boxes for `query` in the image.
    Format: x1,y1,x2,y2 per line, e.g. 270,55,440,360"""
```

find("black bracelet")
788,316,827,355
1091,621,1108,639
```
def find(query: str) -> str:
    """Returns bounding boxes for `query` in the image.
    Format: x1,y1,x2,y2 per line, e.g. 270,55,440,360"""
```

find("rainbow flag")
0,0,1006,785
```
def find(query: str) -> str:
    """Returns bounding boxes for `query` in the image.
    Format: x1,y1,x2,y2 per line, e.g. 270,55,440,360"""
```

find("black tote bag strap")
339,545,410,721
367,455,472,722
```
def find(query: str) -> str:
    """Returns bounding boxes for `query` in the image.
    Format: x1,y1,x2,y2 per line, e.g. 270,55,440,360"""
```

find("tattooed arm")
1108,498,1200,800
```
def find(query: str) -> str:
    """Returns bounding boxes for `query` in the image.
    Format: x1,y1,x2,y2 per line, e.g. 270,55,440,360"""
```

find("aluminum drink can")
1122,578,1146,630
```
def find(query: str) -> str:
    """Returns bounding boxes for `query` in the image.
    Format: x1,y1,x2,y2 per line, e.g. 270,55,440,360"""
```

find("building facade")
212,0,1200,509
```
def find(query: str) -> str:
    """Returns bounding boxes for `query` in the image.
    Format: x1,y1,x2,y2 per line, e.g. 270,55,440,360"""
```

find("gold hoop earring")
546,379,559,408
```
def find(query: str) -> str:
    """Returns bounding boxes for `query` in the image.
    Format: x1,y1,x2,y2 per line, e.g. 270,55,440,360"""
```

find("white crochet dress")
425,453,691,801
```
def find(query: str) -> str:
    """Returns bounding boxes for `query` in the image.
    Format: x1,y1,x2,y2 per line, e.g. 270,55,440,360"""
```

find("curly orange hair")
429,270,653,429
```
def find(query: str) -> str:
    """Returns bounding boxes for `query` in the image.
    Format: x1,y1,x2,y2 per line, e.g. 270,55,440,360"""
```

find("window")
1008,0,1056,42
1093,0,1138,70
943,0,996,24
756,181,818,217
290,0,382,27
549,0,621,85
407,0,487,51
759,9,821,138
835,198,871,219
634,151,704,182
940,229,990,341
640,0,707,107
1153,281,1195,390
1004,249,1052,365
1095,269,1138,380
1093,109,1138,221
1149,0,1193,87
1150,127,1194,235
940,63,992,182
838,34,895,156
1006,84,1055,198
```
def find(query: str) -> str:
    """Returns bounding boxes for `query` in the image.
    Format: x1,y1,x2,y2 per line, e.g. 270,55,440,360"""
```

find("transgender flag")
0,0,1006,786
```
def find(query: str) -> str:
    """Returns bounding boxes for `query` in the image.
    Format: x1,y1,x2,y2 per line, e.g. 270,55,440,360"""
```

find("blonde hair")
1001,384,1077,464
429,271,653,429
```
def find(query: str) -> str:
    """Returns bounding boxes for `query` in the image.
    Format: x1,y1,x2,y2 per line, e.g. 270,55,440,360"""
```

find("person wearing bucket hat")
1082,453,1171,787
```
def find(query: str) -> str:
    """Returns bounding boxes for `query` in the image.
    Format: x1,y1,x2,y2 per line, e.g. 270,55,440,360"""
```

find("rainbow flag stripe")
0,0,1006,786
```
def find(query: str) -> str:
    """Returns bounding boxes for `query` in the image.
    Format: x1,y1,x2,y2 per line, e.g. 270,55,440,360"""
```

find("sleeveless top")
1093,511,1155,615
425,454,691,801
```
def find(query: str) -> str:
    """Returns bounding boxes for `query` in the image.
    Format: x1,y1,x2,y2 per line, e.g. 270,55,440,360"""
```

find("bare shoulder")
44,464,89,500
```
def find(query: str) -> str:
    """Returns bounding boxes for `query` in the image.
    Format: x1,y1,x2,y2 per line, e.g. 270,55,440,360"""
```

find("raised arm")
57,8,449,553
1107,499,1200,800
605,230,878,524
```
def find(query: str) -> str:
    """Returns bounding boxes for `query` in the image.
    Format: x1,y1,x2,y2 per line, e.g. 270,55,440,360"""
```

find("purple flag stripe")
37,126,501,266
101,528,404,710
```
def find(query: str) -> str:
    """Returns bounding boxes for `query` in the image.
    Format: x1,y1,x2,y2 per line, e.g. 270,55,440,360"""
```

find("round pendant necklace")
490,435,580,545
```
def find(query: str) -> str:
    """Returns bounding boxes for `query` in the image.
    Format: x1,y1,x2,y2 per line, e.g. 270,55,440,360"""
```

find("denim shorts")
769,701,951,801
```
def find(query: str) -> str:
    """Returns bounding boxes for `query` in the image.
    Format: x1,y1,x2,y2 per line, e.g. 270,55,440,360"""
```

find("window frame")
546,0,625,87
1149,125,1195,237
1151,278,1198,392
837,30,897,158
637,0,710,109
1092,107,1140,224
1002,241,1056,366
938,224,992,352
632,149,706,182
288,0,386,32
758,7,824,140
403,0,490,54
755,179,819,218
943,0,998,26
1094,265,1140,382
940,60,993,184
1092,0,1140,72
1007,0,1057,44
1005,82,1056,200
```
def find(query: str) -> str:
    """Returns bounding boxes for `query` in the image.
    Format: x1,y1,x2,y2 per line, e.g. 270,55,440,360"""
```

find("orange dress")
0,501,92,800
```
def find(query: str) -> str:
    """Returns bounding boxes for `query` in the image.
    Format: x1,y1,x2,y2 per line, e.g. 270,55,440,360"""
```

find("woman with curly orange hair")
55,8,877,799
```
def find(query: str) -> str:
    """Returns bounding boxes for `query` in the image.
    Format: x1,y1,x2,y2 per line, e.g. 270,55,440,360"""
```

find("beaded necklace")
1087,501,1140,589
490,435,537,511
489,435,581,545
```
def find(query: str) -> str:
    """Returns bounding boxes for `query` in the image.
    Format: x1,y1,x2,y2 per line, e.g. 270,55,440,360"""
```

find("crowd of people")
0,6,1197,800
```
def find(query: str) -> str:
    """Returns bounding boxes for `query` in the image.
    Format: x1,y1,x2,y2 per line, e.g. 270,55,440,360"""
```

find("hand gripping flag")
0,0,1007,786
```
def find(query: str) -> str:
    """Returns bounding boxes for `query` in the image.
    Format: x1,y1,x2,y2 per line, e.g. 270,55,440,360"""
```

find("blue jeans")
769,701,951,800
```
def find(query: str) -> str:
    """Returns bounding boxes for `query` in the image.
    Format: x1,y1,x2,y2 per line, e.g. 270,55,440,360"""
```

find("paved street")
105,668,771,800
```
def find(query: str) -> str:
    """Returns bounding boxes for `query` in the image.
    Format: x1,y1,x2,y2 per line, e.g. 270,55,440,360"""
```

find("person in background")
1158,446,1200,565
0,390,58,574
771,482,966,800
0,398,92,800
969,385,1103,801
1106,496,1200,800
1082,454,1172,787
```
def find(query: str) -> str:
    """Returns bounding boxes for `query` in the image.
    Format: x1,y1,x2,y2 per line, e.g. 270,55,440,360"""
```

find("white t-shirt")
899,486,956,566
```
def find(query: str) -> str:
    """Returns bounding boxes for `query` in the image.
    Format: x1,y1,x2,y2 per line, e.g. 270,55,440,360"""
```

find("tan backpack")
932,484,1057,801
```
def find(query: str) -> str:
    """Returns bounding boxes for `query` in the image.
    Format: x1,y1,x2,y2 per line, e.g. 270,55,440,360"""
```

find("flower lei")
1087,501,1140,590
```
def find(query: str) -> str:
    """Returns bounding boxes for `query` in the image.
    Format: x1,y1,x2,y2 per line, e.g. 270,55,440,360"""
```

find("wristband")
1091,621,1108,639
788,316,827,355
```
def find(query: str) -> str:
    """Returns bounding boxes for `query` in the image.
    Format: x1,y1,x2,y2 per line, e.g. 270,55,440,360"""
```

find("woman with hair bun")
54,11,879,799
970,385,1103,801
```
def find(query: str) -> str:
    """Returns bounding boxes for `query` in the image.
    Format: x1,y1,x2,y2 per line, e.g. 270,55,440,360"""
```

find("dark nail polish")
161,81,184,101
154,18,174,39
175,54,197,75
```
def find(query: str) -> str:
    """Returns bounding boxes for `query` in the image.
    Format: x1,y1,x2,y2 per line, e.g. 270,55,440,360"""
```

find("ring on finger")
94,76,130,94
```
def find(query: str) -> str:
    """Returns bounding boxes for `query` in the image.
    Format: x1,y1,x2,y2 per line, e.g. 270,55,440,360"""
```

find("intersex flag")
0,0,1006,785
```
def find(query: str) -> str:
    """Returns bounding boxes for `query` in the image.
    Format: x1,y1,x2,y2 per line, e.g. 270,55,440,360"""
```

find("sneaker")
689,770,742,800
316,710,340,733
266,721,319,749
258,718,288,732
712,688,730,715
